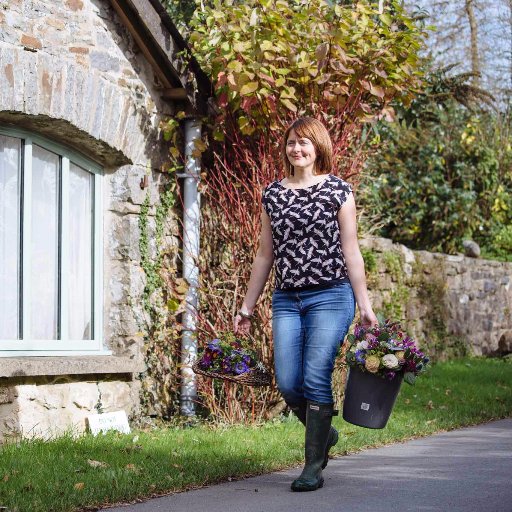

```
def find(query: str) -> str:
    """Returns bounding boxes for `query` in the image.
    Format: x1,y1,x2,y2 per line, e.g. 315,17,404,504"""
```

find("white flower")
256,361,268,372
382,354,400,369
356,340,369,350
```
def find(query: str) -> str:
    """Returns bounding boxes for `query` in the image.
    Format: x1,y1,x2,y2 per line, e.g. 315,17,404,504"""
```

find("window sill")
0,355,146,378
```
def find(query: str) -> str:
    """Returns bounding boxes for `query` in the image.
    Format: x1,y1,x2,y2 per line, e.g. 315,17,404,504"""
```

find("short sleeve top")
261,174,353,290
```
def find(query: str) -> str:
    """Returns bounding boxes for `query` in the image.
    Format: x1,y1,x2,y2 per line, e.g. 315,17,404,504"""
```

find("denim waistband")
275,277,350,293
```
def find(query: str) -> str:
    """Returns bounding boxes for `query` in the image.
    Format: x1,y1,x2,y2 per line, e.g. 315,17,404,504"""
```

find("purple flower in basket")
365,333,378,343
221,357,233,373
200,354,213,369
234,361,250,375
196,332,267,377
206,346,222,359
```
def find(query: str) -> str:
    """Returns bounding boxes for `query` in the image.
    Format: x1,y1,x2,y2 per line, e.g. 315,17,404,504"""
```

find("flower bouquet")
346,319,430,384
343,318,430,429
192,332,271,387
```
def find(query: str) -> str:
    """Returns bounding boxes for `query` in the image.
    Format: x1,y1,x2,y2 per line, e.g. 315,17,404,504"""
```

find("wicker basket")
192,359,272,387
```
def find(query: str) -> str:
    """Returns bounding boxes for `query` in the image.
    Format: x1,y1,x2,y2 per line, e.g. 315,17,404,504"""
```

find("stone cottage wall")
1,376,138,439
0,0,180,440
360,237,511,357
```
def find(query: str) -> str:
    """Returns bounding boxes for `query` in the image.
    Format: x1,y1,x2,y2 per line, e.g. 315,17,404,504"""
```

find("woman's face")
286,129,317,171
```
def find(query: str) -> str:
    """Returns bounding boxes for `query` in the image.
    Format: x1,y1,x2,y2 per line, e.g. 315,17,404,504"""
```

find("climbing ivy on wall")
138,184,189,419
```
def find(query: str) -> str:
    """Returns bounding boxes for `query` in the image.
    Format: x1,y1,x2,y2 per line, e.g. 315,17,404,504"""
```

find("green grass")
1,357,511,512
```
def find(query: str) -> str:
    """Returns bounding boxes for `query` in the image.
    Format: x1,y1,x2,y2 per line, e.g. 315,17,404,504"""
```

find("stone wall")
0,0,180,440
0,375,138,440
0,0,174,166
360,237,511,357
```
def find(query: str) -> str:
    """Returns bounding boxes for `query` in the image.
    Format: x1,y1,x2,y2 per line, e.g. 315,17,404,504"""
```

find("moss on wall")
380,251,410,321
364,247,471,361
412,259,471,360
361,247,377,275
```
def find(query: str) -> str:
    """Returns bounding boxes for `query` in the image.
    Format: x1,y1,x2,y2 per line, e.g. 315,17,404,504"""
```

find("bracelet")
238,310,253,319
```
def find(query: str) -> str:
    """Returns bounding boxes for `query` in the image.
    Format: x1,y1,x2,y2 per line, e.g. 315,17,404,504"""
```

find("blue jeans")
272,282,356,405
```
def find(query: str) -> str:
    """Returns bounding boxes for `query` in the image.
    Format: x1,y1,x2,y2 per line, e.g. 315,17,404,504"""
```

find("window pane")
31,145,59,340
0,135,21,339
69,163,93,340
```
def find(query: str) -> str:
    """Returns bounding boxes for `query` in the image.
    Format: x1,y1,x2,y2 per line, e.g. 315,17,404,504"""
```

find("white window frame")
0,127,109,356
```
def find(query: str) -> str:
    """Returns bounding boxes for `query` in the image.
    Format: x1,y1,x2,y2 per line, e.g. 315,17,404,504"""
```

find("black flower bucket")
342,366,403,429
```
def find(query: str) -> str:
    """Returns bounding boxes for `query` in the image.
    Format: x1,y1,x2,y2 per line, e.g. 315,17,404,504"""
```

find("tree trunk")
465,0,481,85
508,0,512,96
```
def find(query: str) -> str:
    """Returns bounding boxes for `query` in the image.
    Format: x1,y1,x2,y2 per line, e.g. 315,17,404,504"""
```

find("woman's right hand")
234,314,251,335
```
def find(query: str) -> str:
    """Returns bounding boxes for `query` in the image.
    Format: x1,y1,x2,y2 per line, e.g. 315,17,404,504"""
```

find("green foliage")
139,188,176,310
360,77,512,256
415,266,450,357
162,0,197,32
161,115,188,174
382,250,402,277
139,194,159,312
361,247,377,275
188,0,426,136
380,251,409,321
482,224,512,262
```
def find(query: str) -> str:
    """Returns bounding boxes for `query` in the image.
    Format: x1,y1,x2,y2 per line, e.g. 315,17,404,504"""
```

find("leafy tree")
403,0,512,105
162,0,197,32
395,63,494,126
359,66,512,259
189,0,425,143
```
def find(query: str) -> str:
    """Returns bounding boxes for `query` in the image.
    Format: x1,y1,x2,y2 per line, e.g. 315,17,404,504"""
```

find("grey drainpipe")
179,117,202,416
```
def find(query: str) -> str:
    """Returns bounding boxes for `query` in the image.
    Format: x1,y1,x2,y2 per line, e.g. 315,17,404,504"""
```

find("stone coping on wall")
357,236,512,356
0,356,146,378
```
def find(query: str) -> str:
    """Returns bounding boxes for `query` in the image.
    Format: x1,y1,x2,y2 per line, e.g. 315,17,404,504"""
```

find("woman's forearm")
241,254,274,314
344,249,373,313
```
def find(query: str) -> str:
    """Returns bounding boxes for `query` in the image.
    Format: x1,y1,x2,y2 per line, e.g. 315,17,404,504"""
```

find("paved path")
106,419,512,512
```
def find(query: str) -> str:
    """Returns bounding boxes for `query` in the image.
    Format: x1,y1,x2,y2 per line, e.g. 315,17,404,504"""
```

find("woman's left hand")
359,308,379,328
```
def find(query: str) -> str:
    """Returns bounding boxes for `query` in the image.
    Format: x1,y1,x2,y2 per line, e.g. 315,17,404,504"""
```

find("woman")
234,117,378,492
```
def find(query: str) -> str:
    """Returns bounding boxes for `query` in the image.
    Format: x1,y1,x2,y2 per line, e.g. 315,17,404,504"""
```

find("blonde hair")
281,117,334,176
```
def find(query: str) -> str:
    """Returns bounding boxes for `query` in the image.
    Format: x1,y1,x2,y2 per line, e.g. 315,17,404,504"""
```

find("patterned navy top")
261,174,353,290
